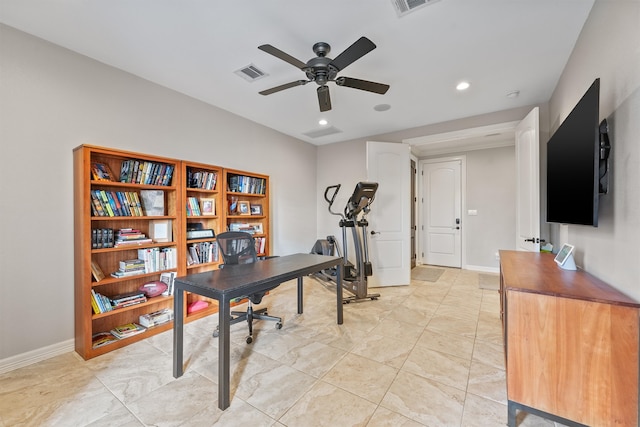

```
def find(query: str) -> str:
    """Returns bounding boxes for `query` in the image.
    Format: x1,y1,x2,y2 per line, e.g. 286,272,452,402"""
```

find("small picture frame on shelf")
238,201,251,215
200,198,216,216
249,223,263,234
91,162,115,181
250,204,262,215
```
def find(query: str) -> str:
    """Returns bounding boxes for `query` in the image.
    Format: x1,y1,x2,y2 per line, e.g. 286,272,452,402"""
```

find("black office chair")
213,231,282,344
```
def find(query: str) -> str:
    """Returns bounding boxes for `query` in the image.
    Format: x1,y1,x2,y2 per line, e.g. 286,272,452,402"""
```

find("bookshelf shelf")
91,295,174,320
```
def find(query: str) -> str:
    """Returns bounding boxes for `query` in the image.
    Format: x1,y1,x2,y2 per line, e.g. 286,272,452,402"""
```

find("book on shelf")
114,228,152,247
186,197,202,216
187,170,218,190
110,322,146,339
91,289,112,314
139,308,174,328
187,241,218,264
110,291,147,309
120,160,174,186
136,247,177,272
91,190,143,217
91,162,115,181
227,174,266,195
92,228,114,249
90,260,106,282
160,271,176,296
92,332,118,349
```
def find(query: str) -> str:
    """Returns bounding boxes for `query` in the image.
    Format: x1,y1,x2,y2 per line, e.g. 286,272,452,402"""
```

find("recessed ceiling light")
506,90,520,99
373,104,391,112
318,119,328,126
456,81,470,91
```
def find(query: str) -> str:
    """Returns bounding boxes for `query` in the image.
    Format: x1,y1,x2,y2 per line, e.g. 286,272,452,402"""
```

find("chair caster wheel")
275,322,283,330
213,328,219,338
246,336,253,344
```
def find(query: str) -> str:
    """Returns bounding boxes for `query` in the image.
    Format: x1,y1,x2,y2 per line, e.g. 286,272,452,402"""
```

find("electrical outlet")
495,252,500,260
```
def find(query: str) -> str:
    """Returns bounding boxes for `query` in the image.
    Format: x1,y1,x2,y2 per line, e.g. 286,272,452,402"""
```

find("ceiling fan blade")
336,76,390,94
259,80,309,95
329,37,376,72
258,44,307,70
317,86,332,112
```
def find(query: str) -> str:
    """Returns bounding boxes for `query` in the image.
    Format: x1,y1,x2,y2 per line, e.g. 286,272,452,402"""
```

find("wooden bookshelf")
181,161,224,321
74,145,182,360
74,146,272,358
223,168,270,257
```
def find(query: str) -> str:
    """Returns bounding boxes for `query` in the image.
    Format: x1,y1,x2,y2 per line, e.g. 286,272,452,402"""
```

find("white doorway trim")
418,155,467,268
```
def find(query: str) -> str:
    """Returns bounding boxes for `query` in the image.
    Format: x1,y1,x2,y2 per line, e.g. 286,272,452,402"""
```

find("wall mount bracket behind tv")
599,118,611,194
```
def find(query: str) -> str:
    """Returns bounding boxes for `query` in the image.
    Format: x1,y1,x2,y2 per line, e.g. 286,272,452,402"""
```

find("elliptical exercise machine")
311,182,380,303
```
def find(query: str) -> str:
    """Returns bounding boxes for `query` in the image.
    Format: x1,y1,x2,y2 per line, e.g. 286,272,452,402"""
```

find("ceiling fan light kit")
258,36,390,112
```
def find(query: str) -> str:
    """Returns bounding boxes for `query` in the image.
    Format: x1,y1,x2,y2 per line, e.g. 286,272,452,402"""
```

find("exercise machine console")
311,182,380,302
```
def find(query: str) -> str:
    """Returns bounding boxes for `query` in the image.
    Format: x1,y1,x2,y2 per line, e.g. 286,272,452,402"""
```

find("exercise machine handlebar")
324,184,343,219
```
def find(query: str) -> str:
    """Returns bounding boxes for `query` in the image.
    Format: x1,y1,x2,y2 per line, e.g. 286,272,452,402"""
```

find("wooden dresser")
499,250,639,427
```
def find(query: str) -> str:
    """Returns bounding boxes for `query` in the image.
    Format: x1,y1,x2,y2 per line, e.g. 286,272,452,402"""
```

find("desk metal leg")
172,288,184,378
336,263,343,324
297,276,304,314
218,297,231,410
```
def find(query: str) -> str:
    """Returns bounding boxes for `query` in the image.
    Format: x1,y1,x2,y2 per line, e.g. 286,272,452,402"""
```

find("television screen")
546,78,600,226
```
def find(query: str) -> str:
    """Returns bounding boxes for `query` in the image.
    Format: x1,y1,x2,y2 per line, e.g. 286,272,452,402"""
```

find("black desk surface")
174,253,341,300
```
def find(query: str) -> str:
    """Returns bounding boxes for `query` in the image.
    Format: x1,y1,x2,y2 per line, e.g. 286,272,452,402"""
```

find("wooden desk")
172,253,342,410
499,250,639,427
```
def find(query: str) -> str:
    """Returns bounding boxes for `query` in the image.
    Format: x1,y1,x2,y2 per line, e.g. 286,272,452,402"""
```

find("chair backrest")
216,231,258,266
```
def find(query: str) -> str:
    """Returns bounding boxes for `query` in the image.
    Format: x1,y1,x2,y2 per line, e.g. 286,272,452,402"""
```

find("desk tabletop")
174,253,341,300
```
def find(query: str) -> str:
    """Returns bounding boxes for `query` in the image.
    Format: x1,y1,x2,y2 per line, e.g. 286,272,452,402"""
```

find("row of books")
186,197,202,216
187,241,219,265
92,228,114,249
110,322,147,339
91,190,144,217
110,247,177,278
187,170,218,190
114,228,152,247
119,159,174,186
139,308,174,328
91,320,153,348
228,174,266,195
91,289,148,314
254,237,267,255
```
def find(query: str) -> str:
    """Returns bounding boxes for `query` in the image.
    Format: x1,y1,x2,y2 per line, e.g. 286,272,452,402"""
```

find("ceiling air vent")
234,64,267,82
303,126,343,139
391,0,441,17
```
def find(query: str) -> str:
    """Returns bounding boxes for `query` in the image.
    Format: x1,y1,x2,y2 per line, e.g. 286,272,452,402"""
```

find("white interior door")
421,159,462,267
515,107,541,252
366,141,411,287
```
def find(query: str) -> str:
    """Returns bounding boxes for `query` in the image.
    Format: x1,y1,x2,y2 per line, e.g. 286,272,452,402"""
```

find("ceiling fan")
258,36,390,112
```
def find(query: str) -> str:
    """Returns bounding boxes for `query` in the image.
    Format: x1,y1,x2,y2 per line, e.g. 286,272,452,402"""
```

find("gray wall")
0,24,318,360
547,0,640,300
461,146,516,269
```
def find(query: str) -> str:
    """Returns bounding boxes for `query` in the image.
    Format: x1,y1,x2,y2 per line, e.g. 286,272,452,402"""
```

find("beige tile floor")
0,267,567,427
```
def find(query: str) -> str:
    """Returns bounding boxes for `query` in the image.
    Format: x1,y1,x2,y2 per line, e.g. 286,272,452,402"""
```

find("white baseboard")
0,339,75,375
464,264,500,274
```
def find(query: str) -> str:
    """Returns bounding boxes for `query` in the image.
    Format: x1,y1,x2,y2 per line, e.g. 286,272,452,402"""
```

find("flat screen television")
546,78,606,227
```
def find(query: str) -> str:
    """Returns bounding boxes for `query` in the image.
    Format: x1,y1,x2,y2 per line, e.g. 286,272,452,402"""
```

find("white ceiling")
0,0,594,146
